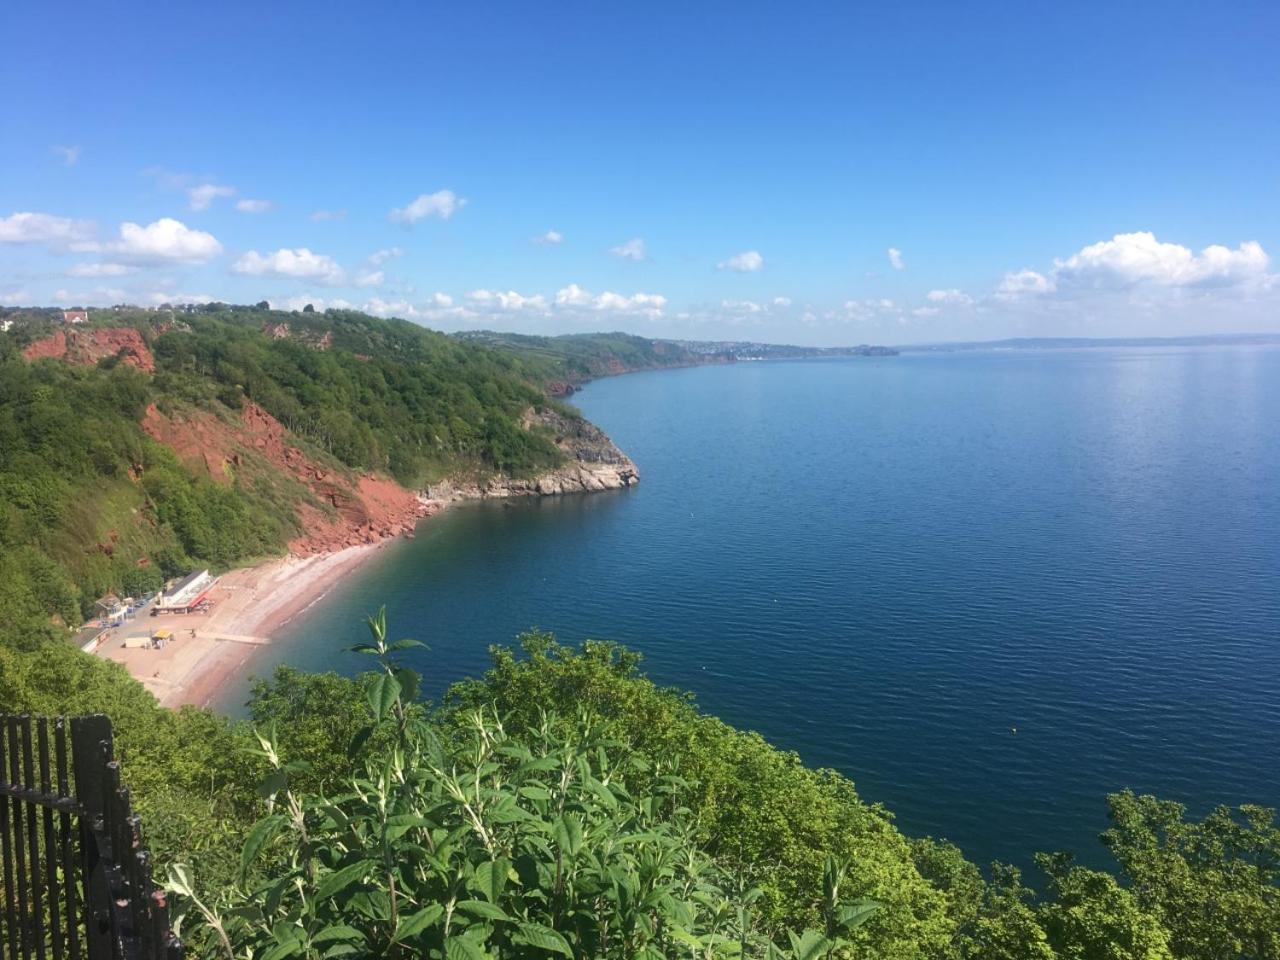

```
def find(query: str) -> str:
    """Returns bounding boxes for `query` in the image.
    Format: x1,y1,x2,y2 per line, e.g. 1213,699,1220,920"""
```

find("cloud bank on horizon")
4,202,1273,343
1,2,1277,344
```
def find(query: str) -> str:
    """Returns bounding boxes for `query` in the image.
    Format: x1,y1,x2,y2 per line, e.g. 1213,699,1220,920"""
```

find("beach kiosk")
154,569,215,614
94,593,128,625
151,628,173,649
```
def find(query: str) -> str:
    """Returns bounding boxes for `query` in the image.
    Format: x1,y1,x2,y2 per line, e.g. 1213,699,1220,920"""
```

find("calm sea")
218,346,1280,869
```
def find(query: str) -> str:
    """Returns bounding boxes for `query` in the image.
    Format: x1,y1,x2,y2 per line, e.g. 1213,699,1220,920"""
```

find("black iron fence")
0,715,181,960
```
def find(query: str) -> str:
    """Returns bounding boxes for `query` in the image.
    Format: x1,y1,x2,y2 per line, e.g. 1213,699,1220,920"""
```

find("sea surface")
218,346,1280,870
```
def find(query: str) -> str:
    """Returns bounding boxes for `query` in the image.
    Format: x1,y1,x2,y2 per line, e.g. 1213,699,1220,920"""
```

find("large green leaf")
471,859,510,903
394,666,421,703
512,922,573,956
394,904,444,941
260,939,302,960
315,859,374,901
239,814,287,881
387,637,427,652
312,925,367,945
366,672,402,722
787,929,832,960
554,814,583,858
385,814,434,841
444,935,490,960
583,776,618,810
457,899,511,921
837,899,881,931
257,768,288,800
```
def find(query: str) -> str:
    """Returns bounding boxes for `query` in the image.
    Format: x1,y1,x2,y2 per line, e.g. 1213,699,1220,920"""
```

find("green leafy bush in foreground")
162,619,1280,960
7,607,1276,959
168,613,879,960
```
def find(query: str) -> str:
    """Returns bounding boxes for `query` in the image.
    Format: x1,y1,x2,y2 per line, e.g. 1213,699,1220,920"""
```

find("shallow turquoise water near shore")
219,346,1280,869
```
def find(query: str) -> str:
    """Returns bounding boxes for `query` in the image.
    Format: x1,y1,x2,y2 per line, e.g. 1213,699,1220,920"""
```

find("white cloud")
112,218,222,262
235,198,274,214
233,248,344,283
188,183,236,211
362,297,417,318
718,250,764,272
52,145,81,166
1,289,31,306
597,291,665,312
1052,231,1269,290
390,189,466,223
311,209,347,222
995,269,1054,300
887,247,905,271
720,299,765,314
368,247,403,266
609,237,647,261
466,289,547,311
995,232,1273,305
145,291,216,306
555,284,593,307
69,286,127,304
533,230,564,245
555,284,665,315
772,296,792,307
67,262,136,277
360,293,455,318
0,211,96,248
353,270,384,288
841,298,901,323
912,306,941,318
926,288,973,305
266,295,330,312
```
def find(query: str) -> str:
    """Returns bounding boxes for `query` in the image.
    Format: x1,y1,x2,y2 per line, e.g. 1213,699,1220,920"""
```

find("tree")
1102,791,1280,960
1036,853,1172,960
168,618,881,960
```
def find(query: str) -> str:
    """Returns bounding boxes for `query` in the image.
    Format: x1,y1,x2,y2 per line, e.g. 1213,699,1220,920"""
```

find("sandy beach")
96,541,390,710
89,425,640,712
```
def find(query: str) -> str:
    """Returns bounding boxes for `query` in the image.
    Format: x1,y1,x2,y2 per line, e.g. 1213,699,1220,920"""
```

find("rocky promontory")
425,408,639,502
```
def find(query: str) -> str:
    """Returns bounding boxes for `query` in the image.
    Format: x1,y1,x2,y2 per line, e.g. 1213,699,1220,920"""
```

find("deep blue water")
218,346,1280,869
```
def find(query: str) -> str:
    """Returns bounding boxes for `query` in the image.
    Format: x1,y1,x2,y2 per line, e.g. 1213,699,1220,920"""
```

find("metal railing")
0,715,181,960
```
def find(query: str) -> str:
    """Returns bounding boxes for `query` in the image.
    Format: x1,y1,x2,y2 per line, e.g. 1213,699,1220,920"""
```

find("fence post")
3,713,180,960
70,715,116,960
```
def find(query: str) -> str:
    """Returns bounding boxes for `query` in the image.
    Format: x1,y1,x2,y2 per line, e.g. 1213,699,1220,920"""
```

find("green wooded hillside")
0,305,580,650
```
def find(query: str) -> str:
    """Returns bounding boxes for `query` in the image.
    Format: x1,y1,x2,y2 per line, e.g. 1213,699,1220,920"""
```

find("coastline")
100,540,394,710
98,415,641,712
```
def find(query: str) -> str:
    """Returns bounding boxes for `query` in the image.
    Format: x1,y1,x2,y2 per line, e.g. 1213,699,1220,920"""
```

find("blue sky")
2,1,1277,344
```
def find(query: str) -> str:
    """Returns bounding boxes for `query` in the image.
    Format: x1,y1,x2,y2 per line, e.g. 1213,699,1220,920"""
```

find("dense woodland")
0,305,578,647
1,305,1277,958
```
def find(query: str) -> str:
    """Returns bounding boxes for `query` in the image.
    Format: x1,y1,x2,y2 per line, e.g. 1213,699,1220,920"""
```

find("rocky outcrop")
22,327,155,372
289,475,437,555
425,409,639,502
142,401,433,556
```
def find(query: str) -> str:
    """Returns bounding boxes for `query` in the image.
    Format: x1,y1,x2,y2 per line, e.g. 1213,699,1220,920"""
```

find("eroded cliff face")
143,402,635,553
22,327,155,372
141,401,432,555
426,409,639,501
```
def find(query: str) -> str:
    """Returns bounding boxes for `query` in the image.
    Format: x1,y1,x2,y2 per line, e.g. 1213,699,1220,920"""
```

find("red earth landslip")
141,401,431,556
